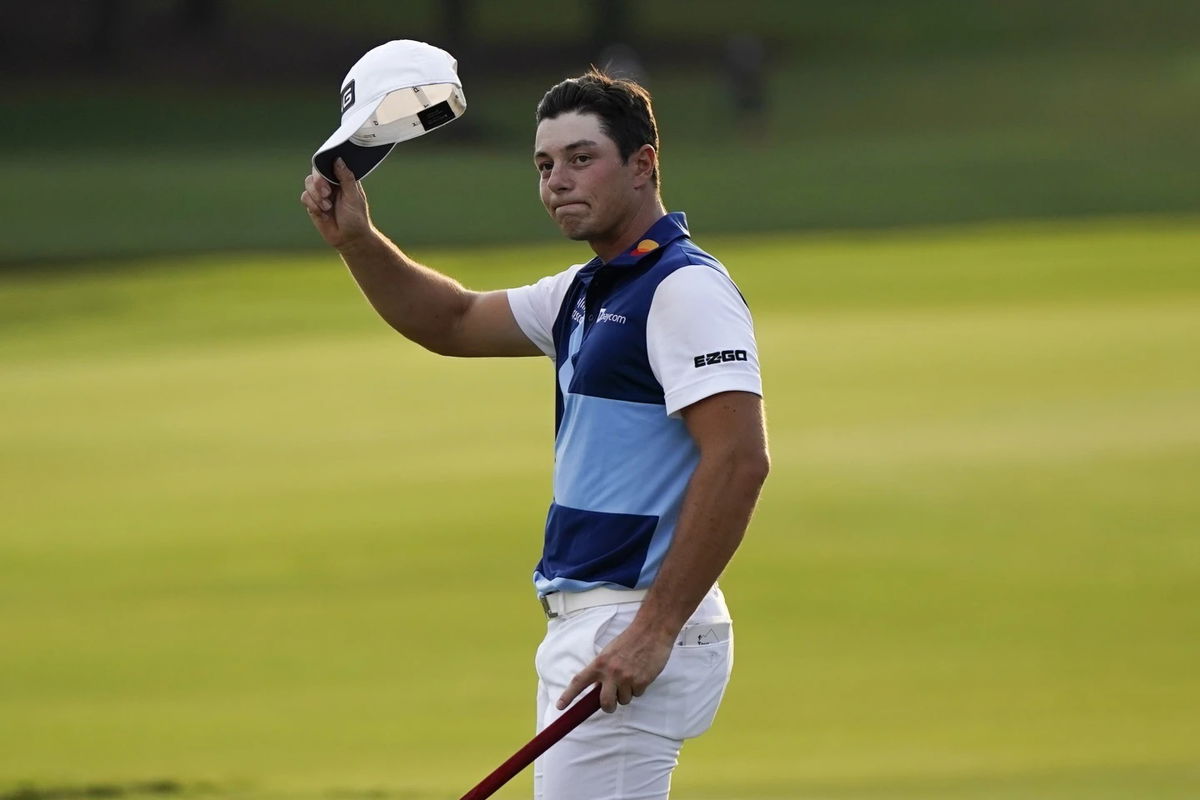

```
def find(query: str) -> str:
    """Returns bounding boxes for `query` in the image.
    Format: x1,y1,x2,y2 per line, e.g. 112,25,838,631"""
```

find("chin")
557,219,593,241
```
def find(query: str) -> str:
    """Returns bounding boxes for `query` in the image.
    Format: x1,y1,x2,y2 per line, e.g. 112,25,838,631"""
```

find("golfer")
301,69,769,800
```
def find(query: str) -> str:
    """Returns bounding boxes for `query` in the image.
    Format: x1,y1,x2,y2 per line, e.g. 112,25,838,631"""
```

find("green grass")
1,217,1199,798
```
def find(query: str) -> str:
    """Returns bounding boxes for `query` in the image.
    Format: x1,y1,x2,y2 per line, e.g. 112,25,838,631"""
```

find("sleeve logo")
693,349,748,368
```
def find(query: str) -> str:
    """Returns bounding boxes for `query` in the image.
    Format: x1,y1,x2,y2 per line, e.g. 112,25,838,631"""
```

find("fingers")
559,672,637,715
333,158,363,199
308,169,332,199
599,680,619,714
557,672,593,711
299,187,326,215
593,678,635,713
333,157,354,182
301,172,333,214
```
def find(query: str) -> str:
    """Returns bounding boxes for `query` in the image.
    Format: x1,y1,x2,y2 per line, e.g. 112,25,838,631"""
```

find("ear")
630,144,658,188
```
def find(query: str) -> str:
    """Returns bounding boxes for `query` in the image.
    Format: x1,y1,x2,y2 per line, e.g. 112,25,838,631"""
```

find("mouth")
553,202,588,214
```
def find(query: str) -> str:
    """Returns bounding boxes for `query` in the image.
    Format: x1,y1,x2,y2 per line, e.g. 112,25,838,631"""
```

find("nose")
547,162,572,194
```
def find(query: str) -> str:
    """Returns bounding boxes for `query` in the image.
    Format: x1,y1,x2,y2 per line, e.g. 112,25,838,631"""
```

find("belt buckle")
540,595,559,619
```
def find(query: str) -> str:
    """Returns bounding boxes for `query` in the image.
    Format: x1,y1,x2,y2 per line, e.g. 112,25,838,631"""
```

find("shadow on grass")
0,783,205,800
0,787,436,800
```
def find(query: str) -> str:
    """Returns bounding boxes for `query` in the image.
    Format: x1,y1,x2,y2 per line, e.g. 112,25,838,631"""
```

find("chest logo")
630,239,659,257
596,307,627,325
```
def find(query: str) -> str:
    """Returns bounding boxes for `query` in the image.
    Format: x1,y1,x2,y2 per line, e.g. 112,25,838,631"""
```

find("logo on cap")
341,80,356,114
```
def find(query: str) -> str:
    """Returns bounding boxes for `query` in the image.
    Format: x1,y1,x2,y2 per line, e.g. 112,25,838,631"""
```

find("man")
300,69,769,800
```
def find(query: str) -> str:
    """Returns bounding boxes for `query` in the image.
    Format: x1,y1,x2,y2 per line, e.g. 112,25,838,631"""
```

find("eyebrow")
534,139,600,160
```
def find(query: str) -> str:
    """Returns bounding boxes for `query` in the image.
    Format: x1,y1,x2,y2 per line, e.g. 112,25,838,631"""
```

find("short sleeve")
647,265,762,417
506,263,585,359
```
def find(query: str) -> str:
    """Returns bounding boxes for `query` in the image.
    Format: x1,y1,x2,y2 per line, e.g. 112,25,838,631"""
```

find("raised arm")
300,158,541,357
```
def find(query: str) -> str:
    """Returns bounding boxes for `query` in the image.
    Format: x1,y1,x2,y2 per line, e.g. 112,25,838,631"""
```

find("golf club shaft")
459,685,603,800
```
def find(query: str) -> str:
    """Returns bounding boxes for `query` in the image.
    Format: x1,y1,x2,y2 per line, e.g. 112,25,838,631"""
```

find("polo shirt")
507,212,761,595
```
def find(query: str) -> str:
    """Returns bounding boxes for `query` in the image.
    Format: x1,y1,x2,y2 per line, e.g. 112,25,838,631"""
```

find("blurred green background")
2,2,1198,799
4,0,1200,262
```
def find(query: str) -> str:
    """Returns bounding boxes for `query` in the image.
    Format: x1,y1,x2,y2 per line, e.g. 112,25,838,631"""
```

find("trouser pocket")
666,632,733,740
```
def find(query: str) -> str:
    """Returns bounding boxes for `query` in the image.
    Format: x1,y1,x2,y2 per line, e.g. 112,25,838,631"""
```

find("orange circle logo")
630,239,659,256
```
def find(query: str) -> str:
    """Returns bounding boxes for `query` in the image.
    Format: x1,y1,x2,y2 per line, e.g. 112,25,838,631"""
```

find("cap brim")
312,99,396,184
313,140,397,185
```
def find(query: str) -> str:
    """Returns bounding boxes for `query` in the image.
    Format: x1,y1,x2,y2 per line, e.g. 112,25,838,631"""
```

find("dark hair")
536,68,661,185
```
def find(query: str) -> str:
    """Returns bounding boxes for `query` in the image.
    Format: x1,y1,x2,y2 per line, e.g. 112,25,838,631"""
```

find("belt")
539,587,649,619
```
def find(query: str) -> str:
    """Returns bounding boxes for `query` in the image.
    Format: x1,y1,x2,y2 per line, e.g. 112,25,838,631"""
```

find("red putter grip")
459,685,603,800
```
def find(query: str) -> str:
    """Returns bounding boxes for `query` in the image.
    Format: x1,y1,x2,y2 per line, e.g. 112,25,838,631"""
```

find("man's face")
534,111,638,243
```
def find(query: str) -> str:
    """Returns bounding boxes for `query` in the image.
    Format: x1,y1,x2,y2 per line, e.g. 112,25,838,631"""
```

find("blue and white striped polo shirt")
507,212,761,595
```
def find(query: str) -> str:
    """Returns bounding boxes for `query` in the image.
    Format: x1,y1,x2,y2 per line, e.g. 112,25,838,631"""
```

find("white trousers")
533,586,734,800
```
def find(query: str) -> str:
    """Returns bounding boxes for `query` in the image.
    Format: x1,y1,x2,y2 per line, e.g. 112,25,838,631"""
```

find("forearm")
337,228,476,355
633,447,769,640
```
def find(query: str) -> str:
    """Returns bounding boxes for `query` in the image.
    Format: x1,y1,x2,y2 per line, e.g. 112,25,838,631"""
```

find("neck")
590,195,668,263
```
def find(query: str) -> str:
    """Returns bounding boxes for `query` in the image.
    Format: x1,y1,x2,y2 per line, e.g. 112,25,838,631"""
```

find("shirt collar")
604,212,690,267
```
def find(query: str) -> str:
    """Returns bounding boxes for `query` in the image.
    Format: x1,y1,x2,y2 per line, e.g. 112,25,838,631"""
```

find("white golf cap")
312,39,467,184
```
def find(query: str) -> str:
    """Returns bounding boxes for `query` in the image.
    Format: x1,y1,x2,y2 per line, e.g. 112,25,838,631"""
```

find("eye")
573,154,592,165
537,161,552,175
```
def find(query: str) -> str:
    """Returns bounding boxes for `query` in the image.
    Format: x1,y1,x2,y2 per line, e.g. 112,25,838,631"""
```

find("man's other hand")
557,621,675,714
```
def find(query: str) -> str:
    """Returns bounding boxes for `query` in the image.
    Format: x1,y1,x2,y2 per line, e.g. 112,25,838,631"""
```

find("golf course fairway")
2,217,1197,799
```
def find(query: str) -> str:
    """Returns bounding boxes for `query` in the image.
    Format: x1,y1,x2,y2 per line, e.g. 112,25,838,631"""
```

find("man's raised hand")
300,158,373,249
